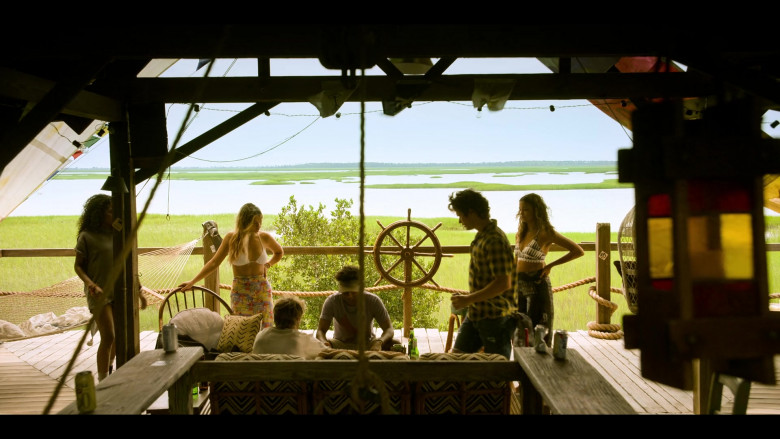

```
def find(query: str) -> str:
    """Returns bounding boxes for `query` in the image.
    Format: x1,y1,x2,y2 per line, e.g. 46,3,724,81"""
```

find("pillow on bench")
215,352,304,361
419,352,507,362
416,351,512,415
169,307,224,352
316,348,409,360
215,314,263,353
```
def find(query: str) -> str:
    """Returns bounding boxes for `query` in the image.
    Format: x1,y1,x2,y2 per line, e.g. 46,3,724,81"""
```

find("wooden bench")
514,346,636,414
190,352,525,415
58,347,204,415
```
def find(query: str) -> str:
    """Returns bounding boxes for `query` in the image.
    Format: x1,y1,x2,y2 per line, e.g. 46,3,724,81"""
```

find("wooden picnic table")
514,346,636,414
58,347,203,415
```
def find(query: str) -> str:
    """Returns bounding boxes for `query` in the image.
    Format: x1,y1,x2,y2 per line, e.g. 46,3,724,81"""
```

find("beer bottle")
407,329,415,357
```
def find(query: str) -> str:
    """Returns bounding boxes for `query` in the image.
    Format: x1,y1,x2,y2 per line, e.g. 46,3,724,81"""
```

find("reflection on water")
11,173,777,233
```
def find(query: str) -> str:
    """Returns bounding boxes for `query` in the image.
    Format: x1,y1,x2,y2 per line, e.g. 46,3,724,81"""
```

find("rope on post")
550,276,625,340
586,286,625,340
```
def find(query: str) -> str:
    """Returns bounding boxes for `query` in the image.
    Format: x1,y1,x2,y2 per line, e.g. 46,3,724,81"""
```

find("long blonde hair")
516,193,554,248
228,203,262,263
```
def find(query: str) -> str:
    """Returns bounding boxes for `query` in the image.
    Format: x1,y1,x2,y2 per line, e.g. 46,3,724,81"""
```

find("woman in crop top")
514,193,584,346
179,203,283,326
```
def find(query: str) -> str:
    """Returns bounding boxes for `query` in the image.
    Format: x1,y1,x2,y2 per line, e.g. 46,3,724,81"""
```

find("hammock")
0,238,200,341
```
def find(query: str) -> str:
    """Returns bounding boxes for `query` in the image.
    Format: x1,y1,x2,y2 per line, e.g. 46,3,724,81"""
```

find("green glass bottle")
408,328,419,359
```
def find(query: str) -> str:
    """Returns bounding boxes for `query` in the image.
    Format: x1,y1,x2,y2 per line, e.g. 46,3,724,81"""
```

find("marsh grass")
2,214,778,333
53,164,630,192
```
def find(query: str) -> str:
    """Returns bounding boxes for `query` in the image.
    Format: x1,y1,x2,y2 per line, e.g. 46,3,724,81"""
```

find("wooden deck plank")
0,344,75,414
598,335,694,410
423,327,444,354
569,330,692,414
569,331,675,413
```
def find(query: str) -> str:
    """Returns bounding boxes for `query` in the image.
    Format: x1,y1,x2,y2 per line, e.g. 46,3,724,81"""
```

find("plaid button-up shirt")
467,219,517,320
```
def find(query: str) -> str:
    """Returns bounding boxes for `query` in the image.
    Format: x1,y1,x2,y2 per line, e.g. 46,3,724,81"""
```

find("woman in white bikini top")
179,203,284,289
232,242,269,268
179,203,285,321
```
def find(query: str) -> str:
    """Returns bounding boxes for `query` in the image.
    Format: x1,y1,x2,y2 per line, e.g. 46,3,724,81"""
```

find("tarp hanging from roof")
0,121,102,222
0,60,178,223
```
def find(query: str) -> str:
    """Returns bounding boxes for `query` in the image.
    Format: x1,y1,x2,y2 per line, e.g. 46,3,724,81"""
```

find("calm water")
10,172,637,233
13,171,777,233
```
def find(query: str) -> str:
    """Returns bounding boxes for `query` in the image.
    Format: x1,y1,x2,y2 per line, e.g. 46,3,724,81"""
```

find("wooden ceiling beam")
0,57,112,175
0,67,124,121
134,102,279,183
117,72,718,104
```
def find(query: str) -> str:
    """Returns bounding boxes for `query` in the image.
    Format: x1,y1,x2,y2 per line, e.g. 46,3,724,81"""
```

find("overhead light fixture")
101,173,129,193
389,58,433,75
382,100,413,117
308,80,357,118
472,79,515,112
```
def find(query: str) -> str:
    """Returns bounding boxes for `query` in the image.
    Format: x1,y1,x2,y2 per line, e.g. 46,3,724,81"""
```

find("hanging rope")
348,66,394,415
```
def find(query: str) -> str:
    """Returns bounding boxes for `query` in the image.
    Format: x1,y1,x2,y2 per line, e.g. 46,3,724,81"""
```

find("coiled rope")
549,276,625,340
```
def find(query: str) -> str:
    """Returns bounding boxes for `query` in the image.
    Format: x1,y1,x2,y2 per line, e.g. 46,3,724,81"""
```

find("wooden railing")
3,242,779,258
0,242,624,258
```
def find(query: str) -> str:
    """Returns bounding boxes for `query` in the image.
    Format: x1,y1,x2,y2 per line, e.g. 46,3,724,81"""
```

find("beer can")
162,323,178,353
75,370,96,414
553,330,568,360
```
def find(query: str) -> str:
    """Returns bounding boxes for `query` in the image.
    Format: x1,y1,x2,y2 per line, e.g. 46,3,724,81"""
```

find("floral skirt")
231,275,274,328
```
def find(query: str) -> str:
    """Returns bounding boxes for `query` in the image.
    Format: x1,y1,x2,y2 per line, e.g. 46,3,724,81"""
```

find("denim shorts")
453,314,517,359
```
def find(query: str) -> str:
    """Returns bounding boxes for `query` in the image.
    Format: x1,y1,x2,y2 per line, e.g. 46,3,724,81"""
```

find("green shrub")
271,196,441,330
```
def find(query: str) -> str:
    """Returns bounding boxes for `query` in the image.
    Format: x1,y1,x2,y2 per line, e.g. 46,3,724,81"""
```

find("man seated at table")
252,295,327,359
316,265,401,351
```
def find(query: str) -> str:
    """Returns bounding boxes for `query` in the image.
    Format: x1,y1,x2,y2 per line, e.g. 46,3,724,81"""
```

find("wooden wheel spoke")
384,232,404,249
372,217,443,288
411,233,431,250
385,257,404,275
411,258,429,276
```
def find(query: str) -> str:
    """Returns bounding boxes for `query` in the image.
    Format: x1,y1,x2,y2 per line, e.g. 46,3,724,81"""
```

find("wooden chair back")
158,286,233,331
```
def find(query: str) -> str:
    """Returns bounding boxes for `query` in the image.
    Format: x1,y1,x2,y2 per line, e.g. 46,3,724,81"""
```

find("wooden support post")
404,258,412,338
692,358,712,415
108,121,140,368
595,223,611,324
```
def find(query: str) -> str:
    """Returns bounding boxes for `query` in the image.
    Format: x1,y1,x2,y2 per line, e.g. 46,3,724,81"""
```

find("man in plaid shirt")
448,189,518,358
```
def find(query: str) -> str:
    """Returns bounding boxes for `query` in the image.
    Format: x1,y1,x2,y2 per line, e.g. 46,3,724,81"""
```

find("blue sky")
69,58,635,169
68,57,779,169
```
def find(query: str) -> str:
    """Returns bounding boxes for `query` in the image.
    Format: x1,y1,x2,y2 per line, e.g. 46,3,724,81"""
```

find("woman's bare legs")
95,303,115,381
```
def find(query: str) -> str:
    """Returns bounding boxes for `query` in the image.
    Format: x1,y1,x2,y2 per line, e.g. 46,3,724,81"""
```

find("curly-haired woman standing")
515,193,584,346
74,193,116,382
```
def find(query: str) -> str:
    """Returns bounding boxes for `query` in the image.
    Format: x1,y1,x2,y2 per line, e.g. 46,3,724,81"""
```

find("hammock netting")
0,239,199,341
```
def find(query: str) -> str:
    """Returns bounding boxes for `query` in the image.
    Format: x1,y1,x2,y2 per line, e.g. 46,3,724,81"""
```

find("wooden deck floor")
1,328,778,415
